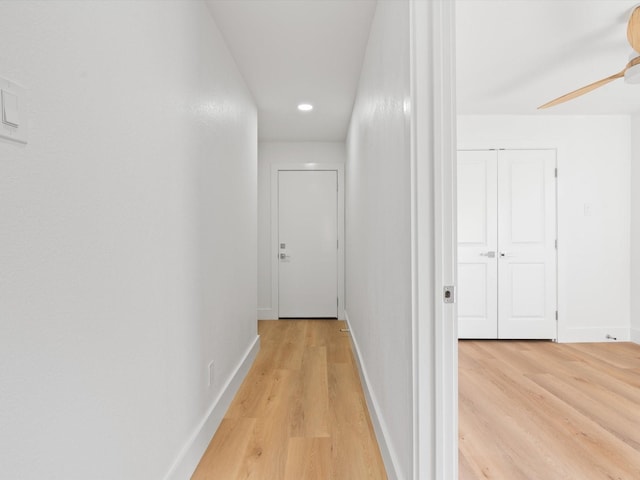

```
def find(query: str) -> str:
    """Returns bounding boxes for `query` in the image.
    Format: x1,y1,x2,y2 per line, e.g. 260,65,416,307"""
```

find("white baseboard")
558,326,630,343
163,335,260,480
344,311,401,480
257,307,276,320
631,328,640,344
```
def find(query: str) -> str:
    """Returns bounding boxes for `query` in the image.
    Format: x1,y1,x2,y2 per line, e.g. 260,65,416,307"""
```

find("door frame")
411,1,458,478
270,163,345,320
457,147,560,342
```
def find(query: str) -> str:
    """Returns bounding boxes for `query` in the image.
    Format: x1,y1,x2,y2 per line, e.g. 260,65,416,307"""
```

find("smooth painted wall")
257,142,345,319
631,115,640,342
458,115,630,343
0,2,257,479
345,1,412,477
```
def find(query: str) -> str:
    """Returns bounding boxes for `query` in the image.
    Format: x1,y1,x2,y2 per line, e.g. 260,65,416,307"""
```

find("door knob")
480,251,496,258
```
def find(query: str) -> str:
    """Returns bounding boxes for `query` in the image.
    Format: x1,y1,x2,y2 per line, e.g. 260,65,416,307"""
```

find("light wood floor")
191,320,387,480
459,340,640,480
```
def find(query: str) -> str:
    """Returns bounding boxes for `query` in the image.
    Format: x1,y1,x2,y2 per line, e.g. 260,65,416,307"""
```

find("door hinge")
555,311,558,321
555,239,557,249
337,239,339,249
555,168,558,178
337,297,339,308
443,286,456,304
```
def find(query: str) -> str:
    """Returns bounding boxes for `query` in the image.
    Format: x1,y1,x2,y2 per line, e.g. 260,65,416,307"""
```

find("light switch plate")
0,77,27,144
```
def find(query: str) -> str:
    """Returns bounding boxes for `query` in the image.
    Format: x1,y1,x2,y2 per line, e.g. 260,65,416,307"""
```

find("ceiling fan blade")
627,6,640,52
538,70,624,109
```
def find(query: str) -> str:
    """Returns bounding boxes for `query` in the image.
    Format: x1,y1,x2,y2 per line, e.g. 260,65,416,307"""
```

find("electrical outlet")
208,361,215,387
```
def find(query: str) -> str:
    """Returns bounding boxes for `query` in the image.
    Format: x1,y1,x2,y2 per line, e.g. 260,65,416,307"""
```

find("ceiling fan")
538,5,640,109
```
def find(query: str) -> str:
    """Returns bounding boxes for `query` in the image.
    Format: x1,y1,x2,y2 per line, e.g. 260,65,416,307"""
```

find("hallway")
191,320,387,479
0,2,451,478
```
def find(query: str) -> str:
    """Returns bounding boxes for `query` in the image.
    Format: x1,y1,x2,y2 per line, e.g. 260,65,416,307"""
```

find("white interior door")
457,150,498,339
497,150,556,339
278,170,338,318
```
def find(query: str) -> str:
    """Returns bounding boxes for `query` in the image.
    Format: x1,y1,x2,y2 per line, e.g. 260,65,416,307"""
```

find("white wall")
0,3,257,480
257,142,345,319
458,115,631,343
346,1,412,478
631,115,640,343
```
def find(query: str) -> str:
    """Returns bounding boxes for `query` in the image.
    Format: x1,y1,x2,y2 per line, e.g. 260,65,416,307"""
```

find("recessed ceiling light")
297,103,313,112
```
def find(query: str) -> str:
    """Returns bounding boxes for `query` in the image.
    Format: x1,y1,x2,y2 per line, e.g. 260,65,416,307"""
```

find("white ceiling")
457,0,640,115
207,0,376,142
208,0,640,143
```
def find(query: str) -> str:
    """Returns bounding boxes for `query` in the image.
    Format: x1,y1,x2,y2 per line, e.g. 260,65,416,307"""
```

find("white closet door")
497,150,556,339
457,150,498,339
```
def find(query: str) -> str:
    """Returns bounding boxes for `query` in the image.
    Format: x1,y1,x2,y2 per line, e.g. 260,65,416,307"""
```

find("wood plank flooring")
191,320,387,480
459,340,640,480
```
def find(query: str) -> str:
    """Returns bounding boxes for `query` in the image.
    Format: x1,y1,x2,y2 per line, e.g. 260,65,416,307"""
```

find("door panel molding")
270,163,345,320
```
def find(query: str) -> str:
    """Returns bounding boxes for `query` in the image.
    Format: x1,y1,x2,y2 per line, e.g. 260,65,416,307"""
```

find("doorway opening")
269,163,345,320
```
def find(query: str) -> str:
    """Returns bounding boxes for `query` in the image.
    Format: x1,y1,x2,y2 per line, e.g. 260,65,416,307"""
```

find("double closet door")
457,149,557,339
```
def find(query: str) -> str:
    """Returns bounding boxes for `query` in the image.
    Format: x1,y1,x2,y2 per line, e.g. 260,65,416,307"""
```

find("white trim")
344,311,401,480
631,328,640,344
559,327,630,343
410,1,458,479
257,307,276,320
270,163,345,320
162,335,260,480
